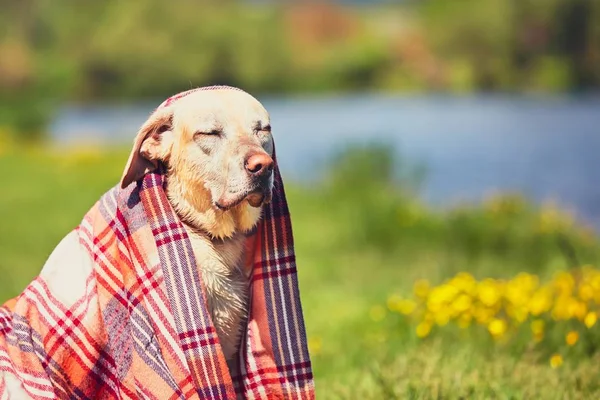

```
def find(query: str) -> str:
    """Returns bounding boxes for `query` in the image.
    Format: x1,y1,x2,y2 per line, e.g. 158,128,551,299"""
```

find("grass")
2,144,600,399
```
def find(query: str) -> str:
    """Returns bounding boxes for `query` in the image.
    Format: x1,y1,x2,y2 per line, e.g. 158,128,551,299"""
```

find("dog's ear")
120,107,174,188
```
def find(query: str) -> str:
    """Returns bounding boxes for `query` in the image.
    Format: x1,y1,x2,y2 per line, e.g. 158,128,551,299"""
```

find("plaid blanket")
0,106,314,399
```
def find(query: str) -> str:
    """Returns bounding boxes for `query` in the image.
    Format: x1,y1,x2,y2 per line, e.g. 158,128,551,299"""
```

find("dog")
120,86,275,363
0,86,315,399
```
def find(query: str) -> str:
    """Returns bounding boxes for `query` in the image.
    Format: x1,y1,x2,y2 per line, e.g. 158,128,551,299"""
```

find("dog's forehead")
165,87,269,123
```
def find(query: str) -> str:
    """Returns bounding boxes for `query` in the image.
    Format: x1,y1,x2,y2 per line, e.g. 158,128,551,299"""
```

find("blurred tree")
554,0,597,89
0,0,598,139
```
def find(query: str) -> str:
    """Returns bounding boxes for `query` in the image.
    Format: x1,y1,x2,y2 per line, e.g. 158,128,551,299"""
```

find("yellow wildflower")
585,312,597,328
553,271,575,296
434,309,451,327
449,272,477,294
452,294,472,313
388,268,600,348
590,274,600,291
506,273,539,306
427,284,459,313
369,305,386,322
505,286,527,307
551,296,576,321
488,319,507,338
528,288,552,316
578,284,595,302
416,322,432,338
566,331,579,346
478,279,502,307
564,299,587,321
550,354,563,369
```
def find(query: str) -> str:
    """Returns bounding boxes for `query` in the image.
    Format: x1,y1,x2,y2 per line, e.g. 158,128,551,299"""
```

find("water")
50,94,600,228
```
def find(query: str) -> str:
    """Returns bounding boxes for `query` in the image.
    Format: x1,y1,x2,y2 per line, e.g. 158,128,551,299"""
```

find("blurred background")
2,0,600,398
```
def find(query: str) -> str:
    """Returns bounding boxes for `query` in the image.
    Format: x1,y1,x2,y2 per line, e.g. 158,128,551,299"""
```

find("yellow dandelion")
369,305,386,322
416,322,432,338
553,271,575,296
506,273,539,307
550,354,563,369
566,331,579,346
578,284,595,302
429,284,459,307
528,288,552,316
585,312,597,328
505,286,527,307
434,309,451,327
478,280,502,307
551,296,575,321
452,294,472,313
570,301,587,321
427,284,458,313
488,318,507,338
449,272,477,294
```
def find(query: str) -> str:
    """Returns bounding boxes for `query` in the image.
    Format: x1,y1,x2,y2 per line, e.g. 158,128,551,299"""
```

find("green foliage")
318,144,430,250
313,144,599,278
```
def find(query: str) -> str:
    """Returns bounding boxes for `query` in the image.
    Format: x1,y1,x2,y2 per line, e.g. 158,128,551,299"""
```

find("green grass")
2,145,600,399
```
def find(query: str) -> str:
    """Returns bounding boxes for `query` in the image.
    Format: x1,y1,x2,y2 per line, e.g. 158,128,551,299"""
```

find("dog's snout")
245,153,274,177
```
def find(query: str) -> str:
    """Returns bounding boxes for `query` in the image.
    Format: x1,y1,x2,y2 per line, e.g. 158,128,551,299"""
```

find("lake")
50,94,600,229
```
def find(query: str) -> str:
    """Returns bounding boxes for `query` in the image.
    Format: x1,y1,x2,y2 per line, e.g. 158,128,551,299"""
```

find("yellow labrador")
121,86,274,362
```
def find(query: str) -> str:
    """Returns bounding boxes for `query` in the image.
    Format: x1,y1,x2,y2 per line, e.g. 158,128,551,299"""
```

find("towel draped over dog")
0,91,314,399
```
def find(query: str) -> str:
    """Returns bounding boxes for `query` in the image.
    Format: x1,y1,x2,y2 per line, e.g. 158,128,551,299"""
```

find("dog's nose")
245,153,274,176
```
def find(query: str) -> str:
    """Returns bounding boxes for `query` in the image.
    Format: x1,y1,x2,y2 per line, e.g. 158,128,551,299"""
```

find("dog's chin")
215,189,271,211
245,192,265,208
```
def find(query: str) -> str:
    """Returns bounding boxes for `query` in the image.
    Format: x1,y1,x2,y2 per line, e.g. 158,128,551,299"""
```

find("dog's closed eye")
254,122,271,134
195,129,222,137
157,124,171,133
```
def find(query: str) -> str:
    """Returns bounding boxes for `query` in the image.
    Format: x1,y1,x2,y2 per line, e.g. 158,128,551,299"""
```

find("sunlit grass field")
2,145,600,399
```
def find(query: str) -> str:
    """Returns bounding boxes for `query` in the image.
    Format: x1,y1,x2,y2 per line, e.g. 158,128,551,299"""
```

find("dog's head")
121,86,274,238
